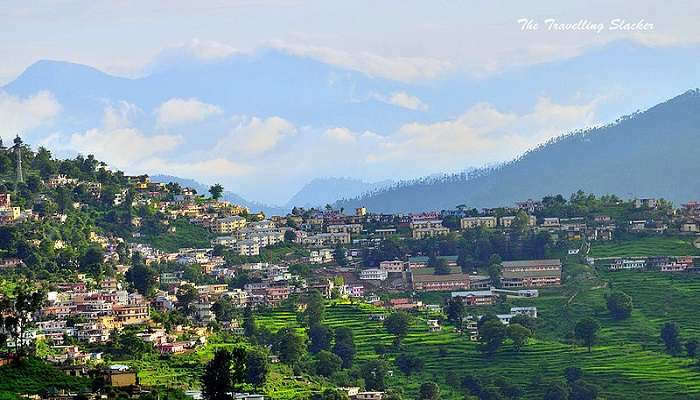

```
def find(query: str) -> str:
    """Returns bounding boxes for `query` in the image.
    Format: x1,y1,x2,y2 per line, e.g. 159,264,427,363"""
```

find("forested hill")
336,89,700,213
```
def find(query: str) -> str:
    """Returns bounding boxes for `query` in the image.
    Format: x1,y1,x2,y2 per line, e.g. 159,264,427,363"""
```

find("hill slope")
285,177,393,209
337,89,700,212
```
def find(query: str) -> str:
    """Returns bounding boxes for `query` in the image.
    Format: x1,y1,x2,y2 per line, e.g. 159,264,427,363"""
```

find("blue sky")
1,1,700,204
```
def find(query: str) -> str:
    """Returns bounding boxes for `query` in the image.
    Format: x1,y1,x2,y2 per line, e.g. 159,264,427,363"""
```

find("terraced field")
126,269,700,399
589,236,700,257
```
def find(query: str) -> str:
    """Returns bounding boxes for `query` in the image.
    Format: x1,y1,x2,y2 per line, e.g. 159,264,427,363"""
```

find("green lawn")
589,236,700,258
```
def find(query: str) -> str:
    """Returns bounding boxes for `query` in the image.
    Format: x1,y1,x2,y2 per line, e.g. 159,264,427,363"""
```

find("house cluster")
211,219,287,256
36,280,151,345
604,255,696,272
0,193,29,225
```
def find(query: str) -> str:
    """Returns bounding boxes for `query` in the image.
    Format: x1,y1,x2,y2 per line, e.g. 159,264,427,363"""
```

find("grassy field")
0,358,90,399
121,265,700,399
589,236,700,258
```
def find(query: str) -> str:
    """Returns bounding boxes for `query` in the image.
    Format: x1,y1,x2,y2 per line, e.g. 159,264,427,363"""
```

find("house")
353,392,384,400
411,273,471,291
104,365,138,388
211,216,247,235
451,289,496,306
408,255,458,269
510,306,538,318
359,268,388,281
460,216,497,230
411,220,449,239
302,232,351,246
500,259,561,288
542,218,560,228
499,215,536,227
156,342,188,354
634,198,658,209
379,260,406,273
327,224,362,234
387,298,422,311
609,258,646,271
427,319,441,332
680,221,700,233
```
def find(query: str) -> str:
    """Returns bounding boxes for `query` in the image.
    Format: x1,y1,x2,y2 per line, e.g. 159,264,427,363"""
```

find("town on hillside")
2,143,700,400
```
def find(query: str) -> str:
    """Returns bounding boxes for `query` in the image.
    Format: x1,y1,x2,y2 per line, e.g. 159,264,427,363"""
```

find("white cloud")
271,41,452,83
323,127,357,143
371,91,429,111
0,90,60,141
366,97,600,169
168,38,237,61
155,98,223,126
139,157,254,179
217,116,296,156
60,128,183,167
103,100,142,129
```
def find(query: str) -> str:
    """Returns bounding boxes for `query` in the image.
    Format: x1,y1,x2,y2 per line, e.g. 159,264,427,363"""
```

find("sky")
1,1,700,205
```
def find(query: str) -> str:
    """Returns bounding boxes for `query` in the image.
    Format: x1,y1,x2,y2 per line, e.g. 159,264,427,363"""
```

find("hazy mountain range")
337,89,700,212
4,40,700,211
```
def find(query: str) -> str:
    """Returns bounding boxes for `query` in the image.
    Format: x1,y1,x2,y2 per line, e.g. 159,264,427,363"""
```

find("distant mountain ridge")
284,177,393,209
336,89,700,213
151,174,286,216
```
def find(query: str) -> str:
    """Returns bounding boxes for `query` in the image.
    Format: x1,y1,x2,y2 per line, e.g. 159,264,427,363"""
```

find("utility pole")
13,135,23,190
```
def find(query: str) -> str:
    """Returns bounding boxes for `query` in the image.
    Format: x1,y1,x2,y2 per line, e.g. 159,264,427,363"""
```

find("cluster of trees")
542,367,599,400
660,321,698,361
0,285,45,357
201,347,269,400
477,314,533,354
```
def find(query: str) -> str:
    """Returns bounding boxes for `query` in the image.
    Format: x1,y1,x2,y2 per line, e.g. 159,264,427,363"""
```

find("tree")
209,184,224,200
661,322,682,355
510,314,536,333
605,291,633,320
564,366,584,384
315,350,342,377
384,312,410,346
479,319,507,354
445,297,465,331
430,256,450,275
0,286,45,357
488,263,502,289
332,327,356,368
333,245,348,267
686,339,698,357
284,230,297,242
361,360,388,391
461,373,483,396
273,328,305,364
569,380,598,400
212,297,236,322
543,383,569,400
418,382,440,400
395,353,424,375
507,323,531,352
308,324,333,354
202,349,233,400
79,246,105,277
176,284,199,315
125,258,157,295
243,305,257,339
574,317,600,353
303,290,325,326
246,349,269,387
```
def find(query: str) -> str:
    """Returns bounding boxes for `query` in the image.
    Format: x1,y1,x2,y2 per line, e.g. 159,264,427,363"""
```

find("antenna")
14,135,23,187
